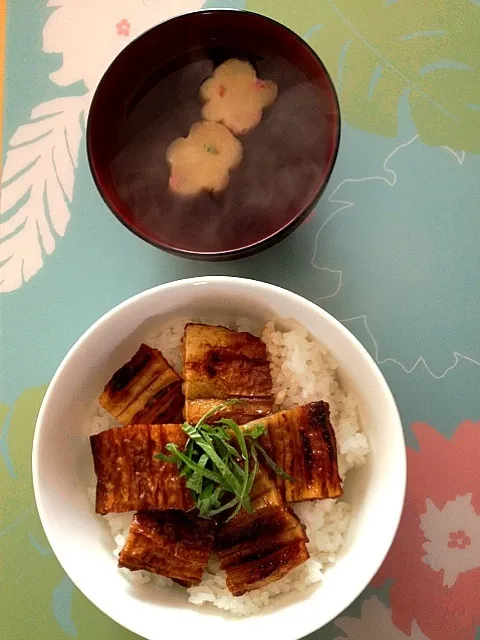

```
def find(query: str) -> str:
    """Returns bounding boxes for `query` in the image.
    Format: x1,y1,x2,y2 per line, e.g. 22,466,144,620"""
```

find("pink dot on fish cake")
199,58,278,135
169,174,179,188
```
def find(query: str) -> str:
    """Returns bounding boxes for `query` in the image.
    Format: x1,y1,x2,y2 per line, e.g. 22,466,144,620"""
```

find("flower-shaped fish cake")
166,121,243,196
200,58,278,135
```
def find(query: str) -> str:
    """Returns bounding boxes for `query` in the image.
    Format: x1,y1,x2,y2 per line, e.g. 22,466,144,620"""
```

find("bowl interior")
33,278,404,640
87,10,340,259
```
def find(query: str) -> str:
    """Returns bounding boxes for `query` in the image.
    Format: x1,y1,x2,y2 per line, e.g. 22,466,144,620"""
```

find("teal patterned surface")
1,1,480,639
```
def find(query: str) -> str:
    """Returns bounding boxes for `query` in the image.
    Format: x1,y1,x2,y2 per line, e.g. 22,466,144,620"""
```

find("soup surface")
109,47,336,254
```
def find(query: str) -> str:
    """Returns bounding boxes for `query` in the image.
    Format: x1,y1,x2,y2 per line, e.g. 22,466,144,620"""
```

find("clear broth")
110,47,335,254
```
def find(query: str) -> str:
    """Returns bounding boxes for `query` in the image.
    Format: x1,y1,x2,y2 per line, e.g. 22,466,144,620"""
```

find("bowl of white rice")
32,276,405,640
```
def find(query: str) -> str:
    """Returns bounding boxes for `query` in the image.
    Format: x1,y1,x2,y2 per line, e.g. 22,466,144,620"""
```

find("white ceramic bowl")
33,276,405,640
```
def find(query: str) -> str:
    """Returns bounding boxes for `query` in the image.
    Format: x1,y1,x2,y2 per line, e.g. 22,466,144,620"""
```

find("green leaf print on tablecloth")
1,387,47,522
1,387,138,639
246,0,480,152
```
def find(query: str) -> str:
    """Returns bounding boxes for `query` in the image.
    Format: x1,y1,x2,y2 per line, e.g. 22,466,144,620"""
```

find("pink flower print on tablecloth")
43,0,204,92
116,19,130,36
373,421,480,640
420,493,480,587
448,530,471,550
334,596,429,640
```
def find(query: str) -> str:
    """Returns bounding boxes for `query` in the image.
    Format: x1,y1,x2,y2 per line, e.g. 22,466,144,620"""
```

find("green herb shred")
154,400,291,520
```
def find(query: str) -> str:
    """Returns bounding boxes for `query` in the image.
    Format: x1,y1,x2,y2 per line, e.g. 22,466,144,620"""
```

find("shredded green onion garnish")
154,400,292,520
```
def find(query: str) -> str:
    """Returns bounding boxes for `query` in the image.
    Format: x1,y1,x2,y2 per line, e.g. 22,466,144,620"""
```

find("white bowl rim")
32,275,406,640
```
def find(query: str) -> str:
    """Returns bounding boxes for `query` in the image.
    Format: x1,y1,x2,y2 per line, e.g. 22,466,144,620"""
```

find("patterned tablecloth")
1,1,479,639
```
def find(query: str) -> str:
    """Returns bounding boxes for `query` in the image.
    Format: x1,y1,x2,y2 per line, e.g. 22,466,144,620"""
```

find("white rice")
86,316,369,616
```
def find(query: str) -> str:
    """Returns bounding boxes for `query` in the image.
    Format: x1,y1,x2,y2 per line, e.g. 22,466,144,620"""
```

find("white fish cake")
166,121,243,196
200,58,278,135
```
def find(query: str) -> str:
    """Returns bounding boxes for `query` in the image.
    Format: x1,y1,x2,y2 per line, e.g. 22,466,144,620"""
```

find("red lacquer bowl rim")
86,9,341,261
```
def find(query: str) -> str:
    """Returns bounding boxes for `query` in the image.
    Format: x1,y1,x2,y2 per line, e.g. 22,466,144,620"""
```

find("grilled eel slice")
99,343,184,425
118,511,215,587
182,323,273,425
91,401,342,514
90,424,193,514
215,467,309,596
244,401,343,502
